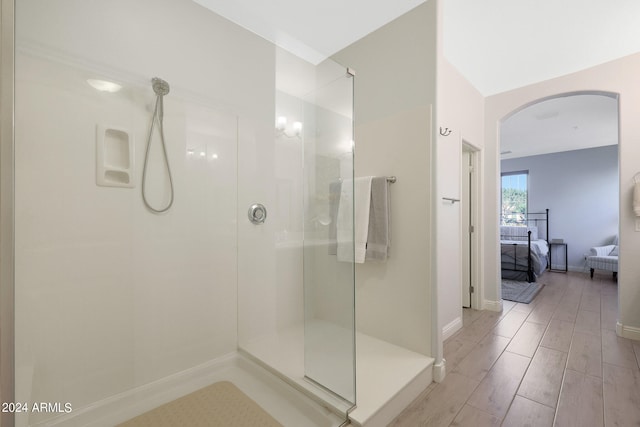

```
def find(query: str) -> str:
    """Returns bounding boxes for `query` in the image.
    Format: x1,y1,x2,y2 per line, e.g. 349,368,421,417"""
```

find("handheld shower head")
143,77,174,213
151,77,170,96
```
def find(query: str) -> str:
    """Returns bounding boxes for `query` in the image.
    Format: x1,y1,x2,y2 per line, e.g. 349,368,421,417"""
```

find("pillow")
609,245,619,256
499,225,538,240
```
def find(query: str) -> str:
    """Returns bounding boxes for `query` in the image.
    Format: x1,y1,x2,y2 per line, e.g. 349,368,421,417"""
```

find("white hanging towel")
337,176,373,263
634,182,640,216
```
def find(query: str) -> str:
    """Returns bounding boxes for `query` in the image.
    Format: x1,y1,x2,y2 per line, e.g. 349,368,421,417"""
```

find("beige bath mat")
117,381,283,427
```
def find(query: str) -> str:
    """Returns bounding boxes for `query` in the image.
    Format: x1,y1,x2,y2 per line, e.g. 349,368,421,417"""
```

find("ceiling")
443,0,640,96
193,0,638,158
192,0,426,65
192,0,640,96
500,94,619,160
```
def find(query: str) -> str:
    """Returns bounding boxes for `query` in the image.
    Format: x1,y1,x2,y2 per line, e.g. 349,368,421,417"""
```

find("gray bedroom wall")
501,144,619,272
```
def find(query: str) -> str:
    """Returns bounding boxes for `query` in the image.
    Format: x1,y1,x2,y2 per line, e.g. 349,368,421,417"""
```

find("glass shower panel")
302,70,355,404
237,51,355,415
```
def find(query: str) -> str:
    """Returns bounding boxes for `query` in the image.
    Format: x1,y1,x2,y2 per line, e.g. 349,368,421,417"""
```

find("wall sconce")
276,116,302,138
339,139,354,154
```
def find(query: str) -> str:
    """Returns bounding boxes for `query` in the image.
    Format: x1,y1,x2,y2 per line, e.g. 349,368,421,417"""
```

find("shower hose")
142,77,174,213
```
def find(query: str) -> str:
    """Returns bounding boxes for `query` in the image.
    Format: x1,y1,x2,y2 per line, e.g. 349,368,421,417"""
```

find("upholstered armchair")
586,243,618,279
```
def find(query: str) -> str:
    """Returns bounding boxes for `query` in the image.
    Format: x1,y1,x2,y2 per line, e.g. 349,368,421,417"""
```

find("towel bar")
442,197,460,204
340,176,396,183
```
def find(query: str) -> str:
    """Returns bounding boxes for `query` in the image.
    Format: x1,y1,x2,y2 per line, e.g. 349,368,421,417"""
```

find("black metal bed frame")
500,209,549,283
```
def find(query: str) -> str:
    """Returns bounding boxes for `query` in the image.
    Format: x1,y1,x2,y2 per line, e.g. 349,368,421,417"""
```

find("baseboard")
483,299,503,312
616,322,640,341
432,359,446,383
34,353,238,426
442,317,463,341
568,265,587,273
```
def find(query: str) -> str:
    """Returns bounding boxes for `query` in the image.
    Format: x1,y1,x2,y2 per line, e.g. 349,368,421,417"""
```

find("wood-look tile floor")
389,271,640,427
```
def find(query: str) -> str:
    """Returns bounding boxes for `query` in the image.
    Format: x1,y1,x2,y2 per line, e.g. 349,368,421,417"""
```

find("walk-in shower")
12,0,354,426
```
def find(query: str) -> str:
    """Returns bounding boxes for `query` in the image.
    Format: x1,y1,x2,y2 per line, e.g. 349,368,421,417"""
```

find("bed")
500,209,549,282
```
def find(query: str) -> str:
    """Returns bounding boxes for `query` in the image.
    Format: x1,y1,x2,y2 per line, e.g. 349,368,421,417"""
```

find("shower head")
151,77,170,96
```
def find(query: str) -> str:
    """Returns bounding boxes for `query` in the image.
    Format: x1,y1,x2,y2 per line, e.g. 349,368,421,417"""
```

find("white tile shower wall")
15,53,239,425
15,0,275,424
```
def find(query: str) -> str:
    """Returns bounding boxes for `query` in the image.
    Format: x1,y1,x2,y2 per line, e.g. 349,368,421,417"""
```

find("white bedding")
501,239,549,258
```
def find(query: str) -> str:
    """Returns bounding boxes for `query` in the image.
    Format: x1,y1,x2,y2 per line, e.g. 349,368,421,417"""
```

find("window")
501,171,528,225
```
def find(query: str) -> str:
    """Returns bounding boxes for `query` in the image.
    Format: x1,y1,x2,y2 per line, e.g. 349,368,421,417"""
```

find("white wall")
332,2,437,356
15,0,275,423
484,53,640,340
435,0,485,350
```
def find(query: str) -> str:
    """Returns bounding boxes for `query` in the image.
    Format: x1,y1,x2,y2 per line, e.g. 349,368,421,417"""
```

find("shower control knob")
248,203,267,224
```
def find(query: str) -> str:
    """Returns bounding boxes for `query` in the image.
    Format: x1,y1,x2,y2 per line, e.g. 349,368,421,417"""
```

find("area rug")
117,381,283,427
501,279,544,304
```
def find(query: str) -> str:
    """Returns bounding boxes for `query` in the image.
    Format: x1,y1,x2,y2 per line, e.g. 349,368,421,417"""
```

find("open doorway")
498,92,619,290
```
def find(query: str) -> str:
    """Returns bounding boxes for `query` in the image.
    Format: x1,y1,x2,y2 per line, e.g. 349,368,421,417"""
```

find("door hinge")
470,286,475,293
469,225,475,233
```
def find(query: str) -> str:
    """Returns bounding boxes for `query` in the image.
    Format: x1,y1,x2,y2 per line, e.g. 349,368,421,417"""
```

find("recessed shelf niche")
96,125,134,188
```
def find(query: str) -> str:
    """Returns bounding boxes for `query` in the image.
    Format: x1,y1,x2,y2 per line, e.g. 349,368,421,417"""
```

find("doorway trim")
496,90,620,315
462,141,482,311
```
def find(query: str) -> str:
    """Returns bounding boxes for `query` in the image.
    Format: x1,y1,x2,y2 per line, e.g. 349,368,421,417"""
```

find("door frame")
462,141,481,310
